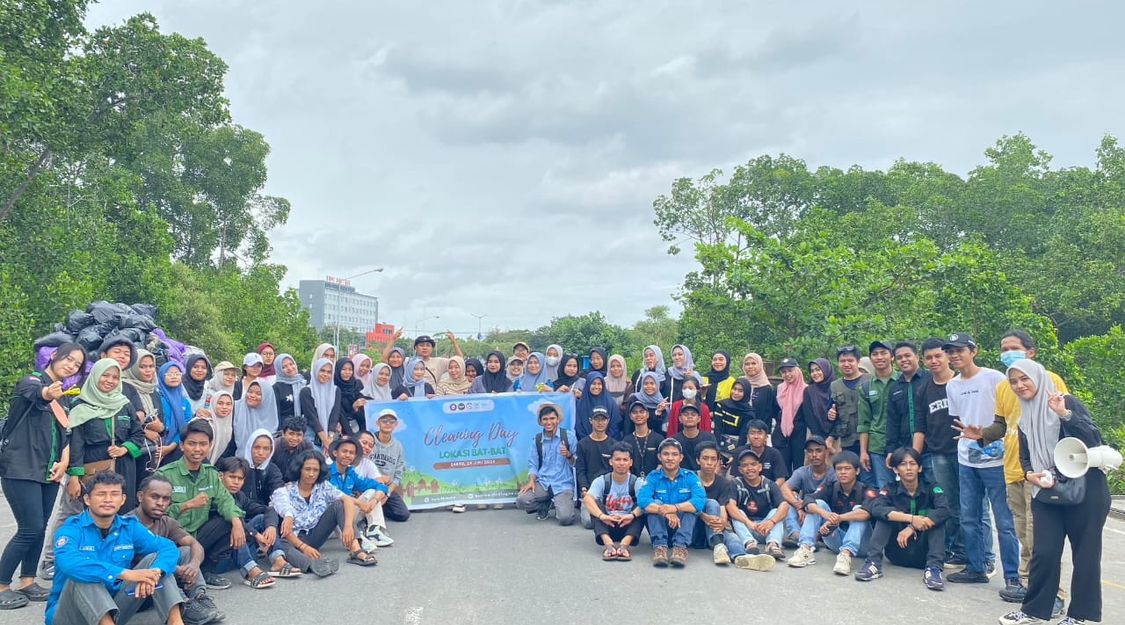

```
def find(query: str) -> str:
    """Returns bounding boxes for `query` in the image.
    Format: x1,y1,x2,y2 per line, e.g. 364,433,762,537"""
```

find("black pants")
193,515,233,574
772,426,809,477
281,499,351,572
1023,471,1110,621
383,491,411,522
868,519,946,570
592,514,644,545
0,478,59,582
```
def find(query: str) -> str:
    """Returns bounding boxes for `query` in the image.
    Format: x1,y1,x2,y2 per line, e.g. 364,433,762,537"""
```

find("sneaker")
712,543,730,565
181,599,223,625
38,562,54,581
944,553,967,568
372,527,394,547
833,551,853,575
203,573,232,590
787,545,815,568
652,545,670,567
359,536,378,553
734,553,776,572
1051,598,1065,618
743,539,760,555
536,507,551,521
783,531,800,548
924,566,945,591
1055,618,1084,625
947,569,990,584
670,546,688,568
854,560,883,581
765,542,785,560
985,560,997,578
997,611,1043,625
999,578,1027,603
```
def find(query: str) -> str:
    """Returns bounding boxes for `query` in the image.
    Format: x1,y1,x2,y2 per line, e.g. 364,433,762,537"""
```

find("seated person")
328,437,392,548
576,408,616,528
638,438,705,568
516,404,579,525
361,409,411,522
779,436,835,547
156,420,246,591
272,417,313,480
270,450,376,576
727,449,790,563
787,450,876,575
240,429,284,520
47,471,184,625
672,405,718,471
128,475,221,625
582,443,644,561
215,457,295,587
728,420,789,484
694,442,776,571
855,447,949,591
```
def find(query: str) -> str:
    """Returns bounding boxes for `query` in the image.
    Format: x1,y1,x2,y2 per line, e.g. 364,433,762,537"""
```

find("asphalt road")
1,496,1123,625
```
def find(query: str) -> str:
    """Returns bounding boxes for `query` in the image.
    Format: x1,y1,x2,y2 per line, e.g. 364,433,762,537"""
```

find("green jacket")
857,372,899,455
157,459,243,534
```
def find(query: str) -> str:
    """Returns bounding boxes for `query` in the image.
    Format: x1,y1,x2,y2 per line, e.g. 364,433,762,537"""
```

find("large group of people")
0,328,1112,625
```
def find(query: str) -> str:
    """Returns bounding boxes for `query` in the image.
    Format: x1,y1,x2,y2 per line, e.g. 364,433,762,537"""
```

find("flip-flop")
309,559,338,578
617,546,632,561
243,571,276,589
0,590,29,610
602,546,617,561
347,550,378,567
15,583,49,602
268,562,302,578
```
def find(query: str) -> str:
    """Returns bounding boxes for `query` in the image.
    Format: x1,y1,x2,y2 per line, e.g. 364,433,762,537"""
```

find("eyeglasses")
836,345,860,355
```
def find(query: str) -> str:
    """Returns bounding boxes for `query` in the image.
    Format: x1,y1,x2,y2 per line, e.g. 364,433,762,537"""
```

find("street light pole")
333,266,384,351
471,313,487,340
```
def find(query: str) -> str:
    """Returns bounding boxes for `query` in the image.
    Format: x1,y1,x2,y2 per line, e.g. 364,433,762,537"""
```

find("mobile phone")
126,583,163,597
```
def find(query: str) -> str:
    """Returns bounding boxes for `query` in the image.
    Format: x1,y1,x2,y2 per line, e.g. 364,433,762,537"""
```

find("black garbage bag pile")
32,301,190,367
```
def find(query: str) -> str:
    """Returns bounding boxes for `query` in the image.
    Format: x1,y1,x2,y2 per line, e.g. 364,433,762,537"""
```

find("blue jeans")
784,506,802,537
698,500,750,558
799,500,871,556
647,512,697,548
869,453,894,489
959,464,1019,579
731,508,785,547
923,452,994,561
247,514,286,563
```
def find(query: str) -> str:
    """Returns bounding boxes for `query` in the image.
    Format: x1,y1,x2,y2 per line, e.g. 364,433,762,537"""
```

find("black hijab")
704,350,731,406
183,354,211,402
587,348,608,376
464,358,484,378
480,351,510,393
717,377,755,422
806,358,836,435
553,354,581,389
334,359,364,407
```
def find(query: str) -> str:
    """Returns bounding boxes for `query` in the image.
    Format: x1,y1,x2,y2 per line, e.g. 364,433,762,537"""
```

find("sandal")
347,550,378,567
451,504,466,513
602,545,618,561
0,590,29,610
243,571,276,589
15,582,49,602
309,559,338,578
269,562,302,578
617,546,632,561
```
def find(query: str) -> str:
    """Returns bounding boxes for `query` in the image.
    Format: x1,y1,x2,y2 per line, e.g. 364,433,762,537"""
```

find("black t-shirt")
673,431,718,471
806,478,879,514
915,377,957,455
727,445,789,482
627,430,662,477
576,435,617,491
700,473,736,505
734,477,782,521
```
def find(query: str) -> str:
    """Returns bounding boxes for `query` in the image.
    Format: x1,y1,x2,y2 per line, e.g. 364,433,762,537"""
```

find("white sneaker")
712,543,731,565
373,527,394,547
359,536,378,553
733,553,776,572
787,545,815,568
997,611,1043,625
833,551,853,576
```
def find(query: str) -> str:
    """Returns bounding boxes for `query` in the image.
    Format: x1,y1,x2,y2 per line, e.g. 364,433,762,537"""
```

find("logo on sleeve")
865,489,878,500
55,536,68,548
933,486,944,495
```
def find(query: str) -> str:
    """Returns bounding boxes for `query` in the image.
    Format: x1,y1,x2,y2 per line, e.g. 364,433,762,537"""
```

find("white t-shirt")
588,474,640,516
947,367,1006,468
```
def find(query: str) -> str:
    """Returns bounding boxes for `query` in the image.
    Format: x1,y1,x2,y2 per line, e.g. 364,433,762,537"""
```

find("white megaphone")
1054,437,1124,478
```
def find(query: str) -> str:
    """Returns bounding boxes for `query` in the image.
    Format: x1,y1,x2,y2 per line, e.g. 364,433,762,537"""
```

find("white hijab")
1013,360,1060,486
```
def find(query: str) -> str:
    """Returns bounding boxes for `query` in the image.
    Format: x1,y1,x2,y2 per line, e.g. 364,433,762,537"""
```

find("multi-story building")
298,277,379,332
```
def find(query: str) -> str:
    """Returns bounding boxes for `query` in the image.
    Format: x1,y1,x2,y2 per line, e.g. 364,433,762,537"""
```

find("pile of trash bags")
32,301,191,377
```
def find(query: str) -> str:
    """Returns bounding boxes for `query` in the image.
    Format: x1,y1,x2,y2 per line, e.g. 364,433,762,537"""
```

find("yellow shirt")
703,376,736,405
995,369,1067,484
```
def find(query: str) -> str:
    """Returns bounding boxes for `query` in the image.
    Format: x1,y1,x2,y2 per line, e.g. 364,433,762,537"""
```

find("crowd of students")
0,329,1112,625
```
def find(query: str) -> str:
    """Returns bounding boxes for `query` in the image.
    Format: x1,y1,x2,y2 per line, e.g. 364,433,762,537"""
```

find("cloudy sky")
86,1,1125,337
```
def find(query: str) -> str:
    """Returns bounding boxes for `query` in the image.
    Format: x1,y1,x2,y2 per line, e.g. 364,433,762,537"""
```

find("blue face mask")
1000,351,1027,368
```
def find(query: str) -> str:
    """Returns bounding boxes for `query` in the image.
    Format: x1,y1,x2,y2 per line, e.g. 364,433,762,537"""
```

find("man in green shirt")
858,340,898,489
157,420,245,590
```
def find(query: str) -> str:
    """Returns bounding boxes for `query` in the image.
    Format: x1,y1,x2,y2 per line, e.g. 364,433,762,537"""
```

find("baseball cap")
377,408,398,421
508,355,524,364
414,335,435,347
679,404,701,416
590,407,609,420
805,435,828,448
777,357,799,370
868,340,894,354
242,353,264,367
943,333,977,349
736,448,762,464
513,341,529,351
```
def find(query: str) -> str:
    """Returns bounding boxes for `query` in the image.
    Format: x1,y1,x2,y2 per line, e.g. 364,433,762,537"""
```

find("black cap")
628,400,648,413
868,340,893,354
805,435,828,448
679,404,701,416
590,407,609,420
736,448,762,464
777,357,799,370
329,436,360,455
942,333,977,349
414,335,435,347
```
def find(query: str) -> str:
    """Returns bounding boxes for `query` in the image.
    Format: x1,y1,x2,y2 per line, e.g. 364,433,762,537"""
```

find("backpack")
535,428,569,471
597,473,638,508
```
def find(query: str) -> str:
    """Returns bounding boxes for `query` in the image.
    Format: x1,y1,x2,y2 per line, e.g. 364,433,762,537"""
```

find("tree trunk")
0,149,54,223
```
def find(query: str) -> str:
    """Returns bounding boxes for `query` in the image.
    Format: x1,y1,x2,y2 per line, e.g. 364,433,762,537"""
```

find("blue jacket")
328,464,388,496
46,510,179,625
638,467,706,513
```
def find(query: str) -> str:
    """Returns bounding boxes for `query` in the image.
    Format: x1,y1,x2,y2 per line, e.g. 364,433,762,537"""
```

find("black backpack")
597,473,638,508
535,428,569,471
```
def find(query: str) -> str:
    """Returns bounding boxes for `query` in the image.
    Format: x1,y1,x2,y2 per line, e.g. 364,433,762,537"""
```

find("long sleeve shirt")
369,436,406,487
157,459,244,534
637,467,706,512
886,370,930,452
2,372,68,483
66,406,146,475
299,386,341,435
857,372,898,455
47,510,178,625
328,464,388,496
528,428,578,492
270,481,345,534
865,478,951,526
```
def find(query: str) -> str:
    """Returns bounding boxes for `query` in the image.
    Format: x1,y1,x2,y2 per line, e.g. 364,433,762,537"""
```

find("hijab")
157,361,190,437
401,357,430,398
1012,360,1060,480
368,363,393,401
233,380,279,451
241,427,276,471
257,342,277,378
206,389,235,464
519,352,550,391
480,351,510,394
123,349,158,417
717,378,756,423
308,357,338,431
630,371,666,410
640,345,667,383
274,353,308,417
576,372,621,437
742,353,771,388
806,358,836,435
668,344,701,382
544,344,564,382
69,358,130,429
311,343,335,374
207,360,237,395
605,354,630,396
464,358,483,379
552,354,581,390
588,348,608,376
335,359,364,410
437,355,472,396
777,366,808,437
387,347,407,389
182,354,211,402
704,350,731,406
352,353,374,396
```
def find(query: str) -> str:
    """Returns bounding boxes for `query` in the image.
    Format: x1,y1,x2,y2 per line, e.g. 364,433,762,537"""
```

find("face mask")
682,389,697,400
1000,351,1027,368
546,356,560,366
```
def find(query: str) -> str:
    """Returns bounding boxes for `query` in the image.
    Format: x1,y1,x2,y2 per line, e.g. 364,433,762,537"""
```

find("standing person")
575,372,622,440
713,379,755,465
233,352,265,400
886,342,930,463
511,342,530,363
639,439,705,568
604,355,634,412
994,361,1110,625
828,345,867,462
702,351,733,412
516,404,578,524
157,361,194,465
582,443,643,561
363,409,411,523
625,401,662,477
436,356,472,396
666,344,702,403
575,408,616,528
0,344,81,609
367,363,394,402
671,406,718,472
632,345,669,398
627,372,666,435
544,344,564,382
463,358,482,389
351,353,375,398
204,361,237,406
518,352,551,392
858,341,899,489
586,348,608,376
309,343,336,379
410,332,464,386
551,355,585,396
381,344,407,390
273,353,308,423
45,472,184,625
183,355,213,419
300,358,341,450
256,342,278,386
773,358,808,472
469,351,512,394
123,349,166,485
232,380,279,455
506,356,524,391
802,359,836,443
334,359,368,433
944,333,1021,598
664,377,712,437
742,353,780,434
